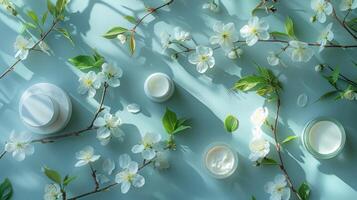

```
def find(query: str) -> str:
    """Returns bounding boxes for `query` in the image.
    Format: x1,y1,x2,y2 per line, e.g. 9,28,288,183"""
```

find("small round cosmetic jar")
203,143,238,179
144,73,175,102
19,83,72,134
302,117,346,159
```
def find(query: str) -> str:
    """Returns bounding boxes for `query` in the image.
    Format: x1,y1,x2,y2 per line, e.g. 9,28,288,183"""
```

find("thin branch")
89,163,100,191
272,93,302,200
327,1,357,40
0,19,60,80
68,160,153,200
0,151,6,159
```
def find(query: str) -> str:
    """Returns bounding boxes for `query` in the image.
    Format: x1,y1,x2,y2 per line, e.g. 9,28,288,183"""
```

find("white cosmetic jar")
144,73,175,102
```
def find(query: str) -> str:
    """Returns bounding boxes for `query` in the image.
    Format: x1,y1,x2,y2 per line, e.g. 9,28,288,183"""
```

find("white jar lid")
19,94,59,127
19,83,72,134
144,73,175,102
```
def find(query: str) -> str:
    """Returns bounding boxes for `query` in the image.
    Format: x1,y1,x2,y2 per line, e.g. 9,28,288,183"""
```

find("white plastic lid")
20,94,59,127
144,73,174,102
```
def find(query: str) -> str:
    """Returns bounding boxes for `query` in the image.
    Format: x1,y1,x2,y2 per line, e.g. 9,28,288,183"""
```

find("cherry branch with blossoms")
41,108,190,200
0,0,73,80
234,67,308,200
103,0,174,55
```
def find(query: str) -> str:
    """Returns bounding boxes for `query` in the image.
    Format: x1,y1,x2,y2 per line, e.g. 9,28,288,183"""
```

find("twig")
68,160,153,200
89,163,100,190
0,151,6,159
272,93,303,200
327,0,357,40
131,0,174,32
0,19,60,80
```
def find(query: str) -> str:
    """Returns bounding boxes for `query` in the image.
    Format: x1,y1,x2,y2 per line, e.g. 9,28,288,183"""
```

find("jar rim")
302,117,346,159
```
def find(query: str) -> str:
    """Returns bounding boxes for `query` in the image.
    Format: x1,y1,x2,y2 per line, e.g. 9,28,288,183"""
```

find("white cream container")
19,83,72,134
203,143,238,179
302,117,346,159
144,73,175,102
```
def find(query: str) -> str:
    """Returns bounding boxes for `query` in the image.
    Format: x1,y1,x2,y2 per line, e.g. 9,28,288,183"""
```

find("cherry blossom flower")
286,41,314,62
93,111,124,145
249,132,270,162
188,46,215,73
310,0,332,23
250,107,269,128
78,71,101,97
264,174,291,200
5,131,34,161
240,16,270,46
98,63,123,88
317,23,334,52
339,0,357,11
210,21,238,50
132,132,162,160
74,146,101,167
227,48,243,59
202,0,219,12
43,184,62,200
117,34,127,44
115,154,145,194
14,35,34,60
174,27,191,42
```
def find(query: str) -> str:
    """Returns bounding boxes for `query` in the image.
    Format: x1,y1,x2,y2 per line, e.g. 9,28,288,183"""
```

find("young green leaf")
129,33,136,55
56,28,74,45
68,55,96,69
162,108,177,134
56,0,67,15
27,10,39,24
103,27,128,39
172,125,191,135
63,175,76,186
316,90,339,102
124,15,137,24
224,115,239,133
261,157,278,165
285,16,296,39
23,22,37,30
331,67,340,84
41,11,49,25
281,135,298,144
0,178,13,200
47,0,56,16
298,182,310,200
270,31,289,38
251,196,256,200
44,167,62,184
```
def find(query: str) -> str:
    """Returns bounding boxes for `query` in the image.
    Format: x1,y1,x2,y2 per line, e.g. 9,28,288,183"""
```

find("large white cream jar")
19,83,72,134
302,117,346,159
203,143,238,179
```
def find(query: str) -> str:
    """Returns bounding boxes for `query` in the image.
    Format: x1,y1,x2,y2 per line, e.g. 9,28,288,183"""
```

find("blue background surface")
1,0,357,199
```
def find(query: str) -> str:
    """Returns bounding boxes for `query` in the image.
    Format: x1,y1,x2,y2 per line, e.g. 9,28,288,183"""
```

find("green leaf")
23,22,37,30
47,0,56,16
270,31,289,38
317,90,339,102
41,11,49,25
68,55,96,69
261,157,278,165
44,167,62,184
124,15,137,24
251,196,256,200
27,10,39,24
298,182,311,200
234,76,266,91
129,33,136,55
63,175,76,186
162,108,177,134
103,26,128,39
56,0,67,15
281,135,298,144
172,125,191,135
224,115,239,133
331,67,340,84
285,16,296,39
56,28,74,45
0,178,13,200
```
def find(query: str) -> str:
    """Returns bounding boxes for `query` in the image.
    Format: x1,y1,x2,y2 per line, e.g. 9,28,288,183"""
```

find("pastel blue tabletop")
1,0,357,199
